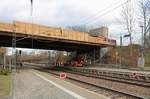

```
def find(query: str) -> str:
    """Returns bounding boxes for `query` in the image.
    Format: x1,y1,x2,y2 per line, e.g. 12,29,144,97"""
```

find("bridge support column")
0,48,6,69
88,47,101,65
48,51,51,66
0,53,4,67
76,47,101,66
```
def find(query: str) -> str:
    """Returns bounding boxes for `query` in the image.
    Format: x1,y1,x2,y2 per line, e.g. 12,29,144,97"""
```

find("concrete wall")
0,48,6,67
0,53,4,65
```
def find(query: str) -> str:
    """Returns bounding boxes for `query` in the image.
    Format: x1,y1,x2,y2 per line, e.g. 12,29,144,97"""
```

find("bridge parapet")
0,22,13,32
0,21,116,46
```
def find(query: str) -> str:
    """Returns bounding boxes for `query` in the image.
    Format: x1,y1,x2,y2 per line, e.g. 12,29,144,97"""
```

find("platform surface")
10,69,109,99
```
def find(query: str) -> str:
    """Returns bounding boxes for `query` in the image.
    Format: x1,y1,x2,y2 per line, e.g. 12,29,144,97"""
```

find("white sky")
0,0,142,46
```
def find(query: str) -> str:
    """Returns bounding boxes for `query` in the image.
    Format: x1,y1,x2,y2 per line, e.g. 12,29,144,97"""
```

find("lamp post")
139,25,145,67
120,35,123,66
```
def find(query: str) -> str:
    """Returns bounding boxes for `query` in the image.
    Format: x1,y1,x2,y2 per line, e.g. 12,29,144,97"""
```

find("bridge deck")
0,21,116,47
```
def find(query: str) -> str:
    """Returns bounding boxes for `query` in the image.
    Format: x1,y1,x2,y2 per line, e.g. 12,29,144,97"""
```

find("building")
89,26,108,37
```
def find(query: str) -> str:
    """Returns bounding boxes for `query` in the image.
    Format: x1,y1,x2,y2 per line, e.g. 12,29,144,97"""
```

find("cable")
75,0,122,26
76,0,128,26
80,1,126,26
85,0,129,26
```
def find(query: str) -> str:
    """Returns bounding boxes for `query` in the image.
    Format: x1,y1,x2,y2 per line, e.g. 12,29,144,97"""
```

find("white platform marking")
33,72,86,99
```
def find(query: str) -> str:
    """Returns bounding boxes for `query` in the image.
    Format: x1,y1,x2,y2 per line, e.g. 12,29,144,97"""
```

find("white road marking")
13,96,16,99
33,72,86,99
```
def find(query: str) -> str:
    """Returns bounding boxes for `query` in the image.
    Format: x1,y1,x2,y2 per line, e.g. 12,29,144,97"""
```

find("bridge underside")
0,31,108,52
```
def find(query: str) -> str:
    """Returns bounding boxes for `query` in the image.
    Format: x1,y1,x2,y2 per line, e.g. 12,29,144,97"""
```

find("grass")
0,75,11,97
0,68,9,75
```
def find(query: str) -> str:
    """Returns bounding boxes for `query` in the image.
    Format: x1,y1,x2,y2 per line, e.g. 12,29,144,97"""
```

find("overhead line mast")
12,22,17,72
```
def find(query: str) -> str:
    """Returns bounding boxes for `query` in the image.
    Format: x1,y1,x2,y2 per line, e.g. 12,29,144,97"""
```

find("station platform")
11,69,109,99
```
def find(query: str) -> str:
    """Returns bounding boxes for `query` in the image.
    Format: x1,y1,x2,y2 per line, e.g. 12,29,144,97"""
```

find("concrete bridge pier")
0,48,6,69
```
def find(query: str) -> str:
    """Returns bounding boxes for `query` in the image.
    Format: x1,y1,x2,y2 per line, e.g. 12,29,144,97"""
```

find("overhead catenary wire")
75,0,122,26
77,0,129,27
86,0,129,26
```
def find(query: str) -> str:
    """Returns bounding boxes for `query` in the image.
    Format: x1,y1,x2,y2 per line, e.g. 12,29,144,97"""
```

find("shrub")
0,68,8,75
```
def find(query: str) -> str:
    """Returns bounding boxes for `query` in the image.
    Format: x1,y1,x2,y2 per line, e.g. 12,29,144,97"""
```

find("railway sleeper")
67,67,150,83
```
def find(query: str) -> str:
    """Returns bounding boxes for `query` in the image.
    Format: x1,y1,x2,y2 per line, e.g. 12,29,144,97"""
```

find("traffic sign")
60,72,66,79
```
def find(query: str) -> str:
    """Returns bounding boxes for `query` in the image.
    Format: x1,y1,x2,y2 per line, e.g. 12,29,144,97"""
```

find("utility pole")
148,20,150,47
93,48,96,65
3,51,6,69
130,33,133,56
120,35,123,66
48,51,51,66
12,22,17,72
139,25,145,67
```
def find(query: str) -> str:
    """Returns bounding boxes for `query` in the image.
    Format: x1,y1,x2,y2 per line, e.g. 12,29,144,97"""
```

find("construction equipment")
71,55,85,67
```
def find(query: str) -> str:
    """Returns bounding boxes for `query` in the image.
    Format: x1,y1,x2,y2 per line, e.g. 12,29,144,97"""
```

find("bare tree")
138,0,150,48
121,0,135,55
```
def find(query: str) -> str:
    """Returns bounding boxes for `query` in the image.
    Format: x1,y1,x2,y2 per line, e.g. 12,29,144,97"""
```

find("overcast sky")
0,0,142,46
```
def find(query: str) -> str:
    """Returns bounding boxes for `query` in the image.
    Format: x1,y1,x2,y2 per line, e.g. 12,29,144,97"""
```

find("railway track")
54,67,150,87
38,69,150,99
63,69,150,87
23,63,150,98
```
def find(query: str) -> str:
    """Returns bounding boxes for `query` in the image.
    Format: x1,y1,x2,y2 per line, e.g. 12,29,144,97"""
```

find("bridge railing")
0,22,13,32
0,21,116,46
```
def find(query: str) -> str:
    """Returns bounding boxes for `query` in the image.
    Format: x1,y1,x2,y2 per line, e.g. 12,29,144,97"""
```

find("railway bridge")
0,21,116,63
